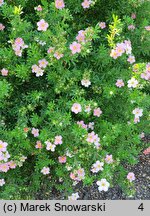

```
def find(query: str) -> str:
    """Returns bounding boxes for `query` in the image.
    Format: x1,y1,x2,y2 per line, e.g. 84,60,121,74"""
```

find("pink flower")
88,122,94,130
93,108,102,117
41,167,50,175
55,0,65,9
128,25,135,30
47,47,55,54
81,0,91,9
0,140,8,152
54,135,63,145
0,163,10,172
91,161,104,173
131,13,136,19
1,68,8,76
127,77,138,88
134,117,140,124
8,161,16,169
143,147,150,155
76,30,85,43
0,0,4,7
71,103,82,114
35,5,43,11
84,105,91,113
0,179,5,186
58,156,66,163
31,128,39,137
15,38,24,47
45,141,56,151
0,23,5,30
54,52,64,59
37,19,49,31
110,49,119,59
127,172,135,182
38,59,48,68
35,68,44,77
70,42,81,54
77,120,87,129
99,22,106,29
32,64,39,73
116,79,124,88
145,26,150,31
105,155,113,164
81,79,91,87
132,108,143,118
35,141,43,149
127,55,135,64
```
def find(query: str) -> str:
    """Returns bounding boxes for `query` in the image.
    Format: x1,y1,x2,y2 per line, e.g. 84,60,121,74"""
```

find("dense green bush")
0,0,150,199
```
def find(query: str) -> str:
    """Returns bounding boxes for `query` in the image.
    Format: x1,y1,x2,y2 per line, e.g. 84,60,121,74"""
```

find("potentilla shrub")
0,0,150,199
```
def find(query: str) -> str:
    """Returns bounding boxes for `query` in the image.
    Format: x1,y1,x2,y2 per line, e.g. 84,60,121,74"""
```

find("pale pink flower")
116,79,124,88
128,25,135,30
32,64,39,73
37,19,49,31
0,140,8,152
77,168,85,181
91,161,104,173
45,141,56,151
110,49,119,59
127,172,135,182
131,13,136,19
35,5,43,11
68,192,79,200
58,156,67,163
2,151,10,162
70,172,76,180
81,79,91,87
132,108,143,118
77,121,87,129
8,161,16,169
86,131,95,143
81,0,91,9
127,77,138,88
20,155,27,162
143,147,150,155
54,52,64,59
76,30,85,43
93,108,102,117
38,59,48,68
41,167,50,175
88,122,94,130
71,103,82,114
0,179,5,186
54,135,63,145
146,63,150,72
55,0,65,9
15,49,22,57
70,42,81,54
31,128,39,137
1,68,8,76
0,163,10,172
134,117,140,124
0,0,4,6
127,55,135,64
139,132,145,139
15,38,24,47
96,179,110,192
35,68,44,77
47,47,55,54
99,22,106,29
145,26,150,31
35,141,43,149
0,23,5,30
105,155,113,164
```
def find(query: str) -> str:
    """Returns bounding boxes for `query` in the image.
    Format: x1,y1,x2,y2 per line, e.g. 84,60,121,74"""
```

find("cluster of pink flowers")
116,79,125,88
41,167,50,175
32,58,48,77
47,47,64,60
77,121,94,130
132,107,143,124
12,38,28,57
31,128,39,137
141,63,150,81
127,172,135,182
127,77,138,88
34,5,43,11
37,19,49,31
99,22,106,29
0,140,17,173
110,40,135,64
81,0,92,9
55,0,65,9
86,131,100,149
70,168,85,182
0,23,5,31
1,68,8,76
91,161,104,173
45,135,63,152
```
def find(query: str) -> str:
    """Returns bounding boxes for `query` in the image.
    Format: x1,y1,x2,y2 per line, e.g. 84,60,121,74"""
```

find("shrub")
0,0,150,199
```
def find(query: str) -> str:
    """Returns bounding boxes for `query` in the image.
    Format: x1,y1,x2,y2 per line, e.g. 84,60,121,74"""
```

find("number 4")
138,203,144,211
